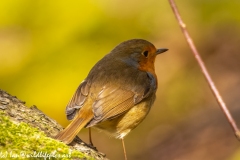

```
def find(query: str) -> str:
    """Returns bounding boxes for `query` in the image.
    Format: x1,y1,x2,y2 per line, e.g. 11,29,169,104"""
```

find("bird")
55,39,168,160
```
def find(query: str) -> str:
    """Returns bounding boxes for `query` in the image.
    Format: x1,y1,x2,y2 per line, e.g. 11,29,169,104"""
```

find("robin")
55,39,168,160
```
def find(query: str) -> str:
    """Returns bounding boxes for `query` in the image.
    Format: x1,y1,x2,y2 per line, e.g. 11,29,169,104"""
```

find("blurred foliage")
0,0,240,160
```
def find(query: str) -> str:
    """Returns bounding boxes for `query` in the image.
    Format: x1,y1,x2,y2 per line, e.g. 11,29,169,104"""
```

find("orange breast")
138,57,158,87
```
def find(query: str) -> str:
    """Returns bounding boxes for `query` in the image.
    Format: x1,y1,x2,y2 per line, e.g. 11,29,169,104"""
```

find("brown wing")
86,85,146,127
65,80,91,120
66,72,157,125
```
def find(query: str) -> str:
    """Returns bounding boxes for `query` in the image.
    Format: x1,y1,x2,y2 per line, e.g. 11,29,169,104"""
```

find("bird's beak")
156,48,168,55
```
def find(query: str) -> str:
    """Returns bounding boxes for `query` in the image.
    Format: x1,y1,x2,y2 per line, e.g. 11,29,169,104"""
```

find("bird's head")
110,39,168,73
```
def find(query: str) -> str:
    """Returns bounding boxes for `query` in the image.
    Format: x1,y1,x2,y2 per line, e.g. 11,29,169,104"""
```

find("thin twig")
168,0,240,140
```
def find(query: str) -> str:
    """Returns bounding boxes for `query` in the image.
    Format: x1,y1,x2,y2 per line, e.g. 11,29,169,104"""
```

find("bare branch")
168,0,240,140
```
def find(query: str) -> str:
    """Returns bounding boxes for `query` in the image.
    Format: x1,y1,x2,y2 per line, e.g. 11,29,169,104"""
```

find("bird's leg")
121,138,128,160
81,128,98,151
85,128,98,151
89,128,94,146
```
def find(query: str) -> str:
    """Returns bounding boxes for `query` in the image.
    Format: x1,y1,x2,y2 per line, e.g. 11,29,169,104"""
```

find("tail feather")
55,111,93,144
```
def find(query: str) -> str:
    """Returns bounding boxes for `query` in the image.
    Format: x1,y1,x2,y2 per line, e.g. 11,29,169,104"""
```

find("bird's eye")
142,51,149,57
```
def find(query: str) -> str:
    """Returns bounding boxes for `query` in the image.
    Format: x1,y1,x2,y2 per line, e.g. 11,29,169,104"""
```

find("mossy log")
0,89,108,160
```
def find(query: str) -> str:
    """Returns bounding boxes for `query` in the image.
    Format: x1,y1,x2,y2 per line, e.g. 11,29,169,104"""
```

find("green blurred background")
1,0,240,160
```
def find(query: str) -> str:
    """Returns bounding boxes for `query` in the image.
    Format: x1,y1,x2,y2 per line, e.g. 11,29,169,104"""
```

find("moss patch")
0,112,93,160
